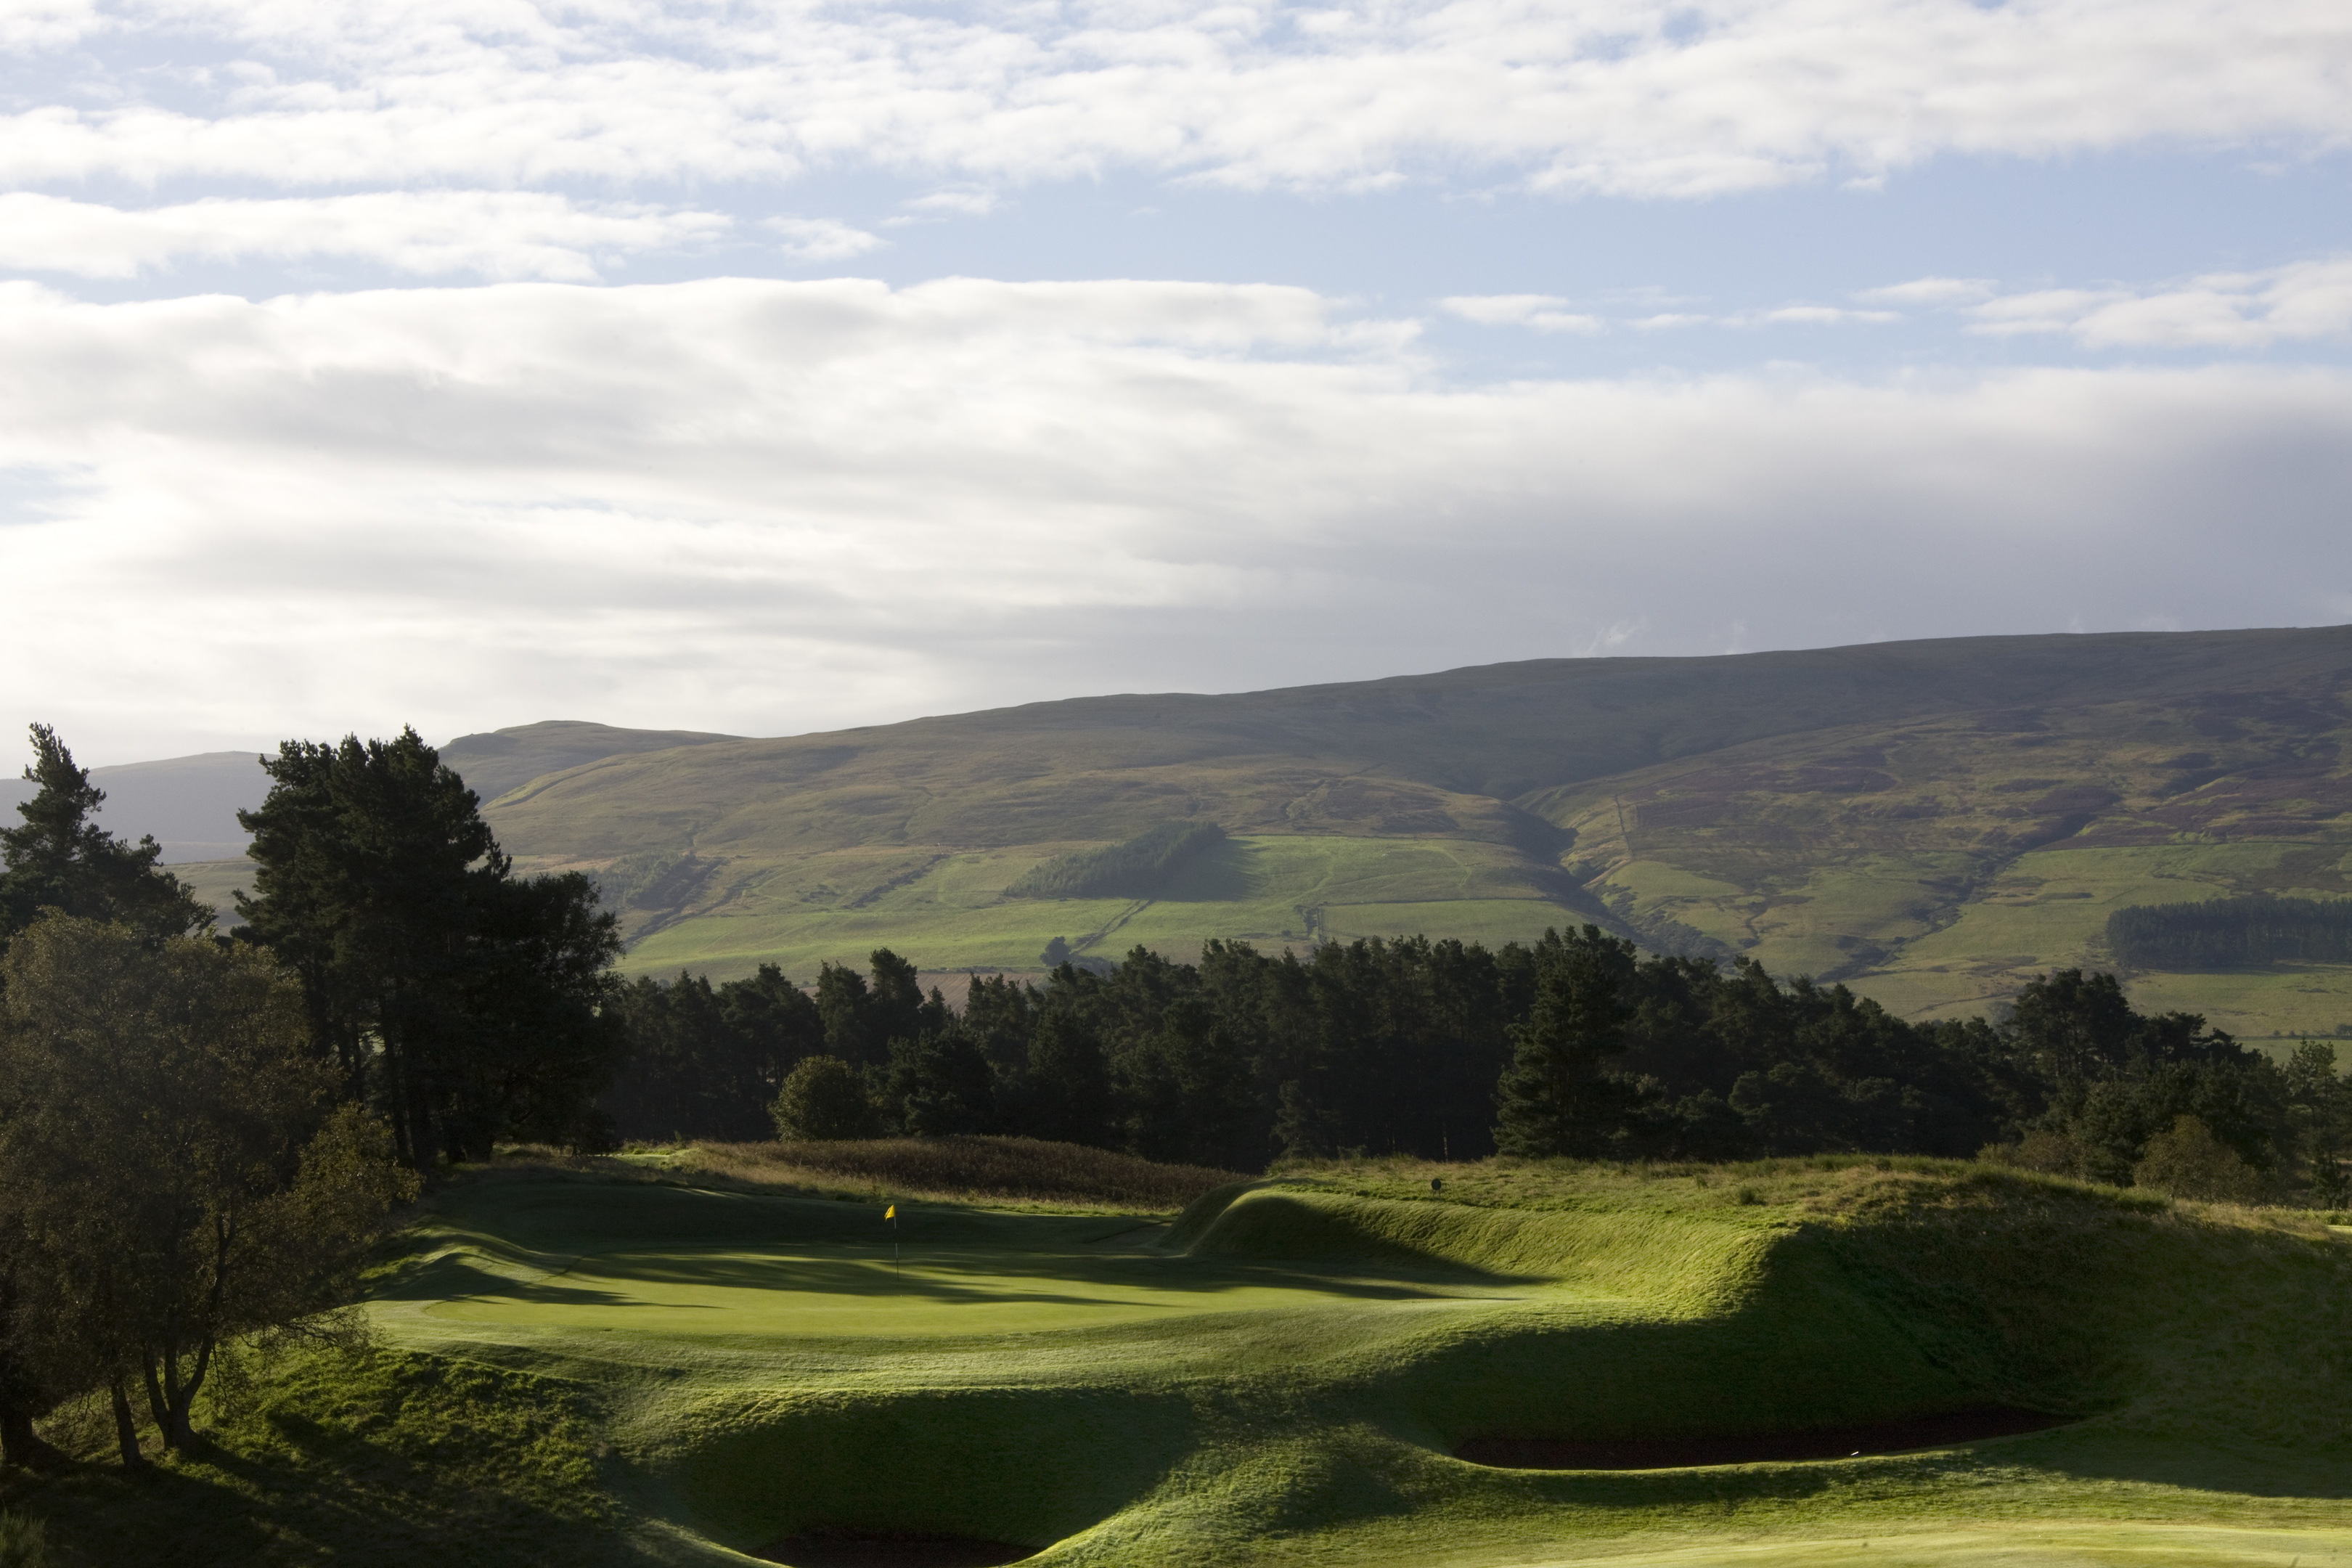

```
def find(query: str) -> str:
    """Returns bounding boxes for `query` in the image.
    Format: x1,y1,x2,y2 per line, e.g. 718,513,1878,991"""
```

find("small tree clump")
772,1056,881,1142
2133,1114,2263,1202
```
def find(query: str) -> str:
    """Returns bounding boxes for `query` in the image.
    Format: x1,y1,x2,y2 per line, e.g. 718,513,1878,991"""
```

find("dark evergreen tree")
1017,1006,1111,1146
815,960,873,1062
1493,926,1640,1158
0,724,209,946
605,964,824,1141
882,1024,997,1136
234,728,621,1164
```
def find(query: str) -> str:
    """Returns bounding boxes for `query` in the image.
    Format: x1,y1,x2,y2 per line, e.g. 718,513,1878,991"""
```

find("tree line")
0,724,625,1470
612,928,2352,1205
2108,894,2352,970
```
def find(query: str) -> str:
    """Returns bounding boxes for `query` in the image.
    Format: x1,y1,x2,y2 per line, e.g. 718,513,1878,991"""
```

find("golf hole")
1456,1406,2075,1469
751,1527,1040,1567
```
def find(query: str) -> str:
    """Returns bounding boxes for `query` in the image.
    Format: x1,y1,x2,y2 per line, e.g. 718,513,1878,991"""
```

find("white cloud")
767,216,886,261
0,190,730,281
0,0,2348,200
0,275,2345,761
902,189,1001,219
1964,261,2352,346
1439,295,1604,332
1751,306,1900,325
1858,277,1996,306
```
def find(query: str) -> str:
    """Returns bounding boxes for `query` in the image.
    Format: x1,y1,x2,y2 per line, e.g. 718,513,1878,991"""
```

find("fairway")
346,1159,2352,1568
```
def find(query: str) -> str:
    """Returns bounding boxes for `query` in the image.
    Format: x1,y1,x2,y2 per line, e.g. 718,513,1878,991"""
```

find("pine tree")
0,724,208,945
1493,926,1640,1158
234,728,621,1165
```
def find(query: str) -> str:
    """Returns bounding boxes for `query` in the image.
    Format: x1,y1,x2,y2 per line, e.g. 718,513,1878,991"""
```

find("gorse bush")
1003,820,1226,900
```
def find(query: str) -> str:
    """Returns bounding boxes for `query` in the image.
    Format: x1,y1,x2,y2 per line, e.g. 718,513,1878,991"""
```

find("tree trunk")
141,1357,172,1441
0,1401,62,1471
110,1380,144,1471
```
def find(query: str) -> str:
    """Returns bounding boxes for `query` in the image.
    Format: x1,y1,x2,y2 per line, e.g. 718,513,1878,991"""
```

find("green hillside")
448,628,2352,1036
17,1152,2346,1564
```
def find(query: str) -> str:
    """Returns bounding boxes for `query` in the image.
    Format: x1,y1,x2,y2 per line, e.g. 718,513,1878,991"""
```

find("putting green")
362,1162,2352,1567
398,1230,1537,1341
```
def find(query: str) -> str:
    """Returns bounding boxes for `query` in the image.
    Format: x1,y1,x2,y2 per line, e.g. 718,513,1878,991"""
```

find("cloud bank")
1,276,2343,761
4,0,2348,200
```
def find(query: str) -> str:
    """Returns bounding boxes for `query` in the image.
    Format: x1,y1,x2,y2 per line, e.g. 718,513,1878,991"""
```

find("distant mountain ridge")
15,627,2352,1036
465,626,2352,1036
0,719,749,865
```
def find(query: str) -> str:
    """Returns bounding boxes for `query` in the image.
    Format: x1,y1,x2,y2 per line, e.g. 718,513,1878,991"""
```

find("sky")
1,0,2349,764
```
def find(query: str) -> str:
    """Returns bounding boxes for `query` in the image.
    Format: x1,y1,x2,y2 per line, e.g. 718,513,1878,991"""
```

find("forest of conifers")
609,930,2352,1200
2109,895,2352,969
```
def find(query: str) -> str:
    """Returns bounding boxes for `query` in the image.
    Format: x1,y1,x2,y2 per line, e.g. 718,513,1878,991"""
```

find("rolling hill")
65,626,2352,1034
453,626,2352,1035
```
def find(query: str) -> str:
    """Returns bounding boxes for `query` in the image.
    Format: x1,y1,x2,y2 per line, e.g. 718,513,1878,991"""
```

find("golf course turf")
340,1151,2352,1567
9,1147,2349,1564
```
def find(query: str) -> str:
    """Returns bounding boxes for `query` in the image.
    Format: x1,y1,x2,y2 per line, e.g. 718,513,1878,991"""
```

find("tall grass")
0,1512,45,1568
678,1135,1244,1211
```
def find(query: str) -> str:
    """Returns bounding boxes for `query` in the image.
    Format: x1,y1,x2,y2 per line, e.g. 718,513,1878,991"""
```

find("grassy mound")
10,1153,2349,1566
644,1135,1245,1212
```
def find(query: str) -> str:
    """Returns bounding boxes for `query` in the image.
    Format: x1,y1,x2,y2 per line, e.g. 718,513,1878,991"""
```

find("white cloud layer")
0,190,733,280
1967,259,2352,348
0,276,2343,761
1,0,2348,200
767,216,886,261
1440,295,1603,332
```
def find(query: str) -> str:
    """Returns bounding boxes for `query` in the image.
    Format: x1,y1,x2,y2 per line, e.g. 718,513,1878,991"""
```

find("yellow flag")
884,1204,896,1220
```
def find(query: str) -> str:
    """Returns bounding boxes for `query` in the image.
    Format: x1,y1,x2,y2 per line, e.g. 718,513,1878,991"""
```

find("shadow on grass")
428,1241,1482,1313
751,1527,1038,1567
4,1418,658,1568
1458,1407,2074,1469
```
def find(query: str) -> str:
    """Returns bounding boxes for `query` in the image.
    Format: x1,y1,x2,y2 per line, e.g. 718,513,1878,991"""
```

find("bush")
1978,1128,2080,1175
771,1056,881,1142
2133,1115,2263,1202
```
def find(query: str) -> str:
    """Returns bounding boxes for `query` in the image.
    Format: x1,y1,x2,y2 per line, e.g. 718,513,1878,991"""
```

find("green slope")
460,628,2352,1032
442,719,747,804
25,1155,2344,1567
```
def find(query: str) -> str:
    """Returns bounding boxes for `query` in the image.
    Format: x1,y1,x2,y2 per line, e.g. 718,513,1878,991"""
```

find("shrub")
771,1056,881,1142
1978,1128,2079,1175
2133,1115,2263,1202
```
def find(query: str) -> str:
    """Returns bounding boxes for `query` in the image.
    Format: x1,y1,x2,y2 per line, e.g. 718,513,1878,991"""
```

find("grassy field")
11,1144,2348,1566
615,834,1567,981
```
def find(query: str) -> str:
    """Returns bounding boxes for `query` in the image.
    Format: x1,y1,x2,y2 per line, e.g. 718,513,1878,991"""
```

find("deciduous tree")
0,917,414,1465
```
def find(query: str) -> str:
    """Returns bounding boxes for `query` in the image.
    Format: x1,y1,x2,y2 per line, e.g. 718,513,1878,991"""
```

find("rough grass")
650,1135,1246,1212
1,1343,650,1568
